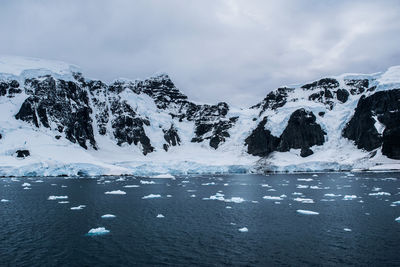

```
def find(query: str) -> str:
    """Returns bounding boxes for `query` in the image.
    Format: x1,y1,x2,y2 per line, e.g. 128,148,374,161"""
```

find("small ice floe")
292,192,303,196
296,185,309,189
365,213,370,216
116,178,126,182
296,209,319,215
346,173,355,177
181,181,190,184
226,206,232,209
343,195,357,200
267,189,276,192
321,199,335,202
261,184,271,187
22,183,31,187
343,228,352,232
263,196,283,201
187,189,196,192
395,216,400,223
225,197,245,203
166,195,172,198
310,186,322,190
124,185,140,188
230,222,236,225
101,214,116,218
369,192,391,196
61,185,67,188
48,196,68,200
142,194,161,199
274,201,281,204
324,193,341,197
190,194,196,198
58,201,69,204
104,181,111,184
35,180,44,183
151,174,175,179
1,199,10,202
293,198,314,204
223,183,229,186
251,200,259,203
105,190,126,195
51,184,57,186
312,174,318,177
156,214,165,218
297,178,313,182
210,193,225,201
70,205,86,210
238,227,248,232
201,182,216,186
372,187,382,192
23,187,31,190
87,227,110,236
140,180,155,185
392,201,400,206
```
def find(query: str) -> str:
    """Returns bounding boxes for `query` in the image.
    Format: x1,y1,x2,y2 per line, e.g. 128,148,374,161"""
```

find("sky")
0,0,400,106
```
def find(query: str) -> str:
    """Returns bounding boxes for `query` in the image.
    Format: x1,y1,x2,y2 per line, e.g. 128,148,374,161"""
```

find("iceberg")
48,196,68,200
87,227,110,236
105,190,126,195
101,214,116,218
142,194,161,199
296,209,319,215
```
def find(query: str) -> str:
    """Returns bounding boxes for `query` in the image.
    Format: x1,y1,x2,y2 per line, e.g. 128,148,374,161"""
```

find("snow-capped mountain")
0,56,399,176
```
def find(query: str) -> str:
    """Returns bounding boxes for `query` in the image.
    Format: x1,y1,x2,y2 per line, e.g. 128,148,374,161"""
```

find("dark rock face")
16,150,30,158
163,124,181,151
245,117,280,156
345,79,369,95
301,78,339,90
15,76,97,149
300,147,314,157
336,89,349,103
343,89,400,159
251,87,293,114
278,109,326,152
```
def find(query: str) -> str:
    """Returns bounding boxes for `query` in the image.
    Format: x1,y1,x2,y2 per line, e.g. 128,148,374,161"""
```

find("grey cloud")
0,0,399,106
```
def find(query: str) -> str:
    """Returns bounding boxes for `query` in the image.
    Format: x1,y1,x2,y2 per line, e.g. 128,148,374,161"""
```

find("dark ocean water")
0,172,399,266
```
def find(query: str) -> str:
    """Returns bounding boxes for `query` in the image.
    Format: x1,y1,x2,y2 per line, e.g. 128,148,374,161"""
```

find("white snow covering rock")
296,210,319,215
0,56,399,176
87,227,110,236
105,190,126,195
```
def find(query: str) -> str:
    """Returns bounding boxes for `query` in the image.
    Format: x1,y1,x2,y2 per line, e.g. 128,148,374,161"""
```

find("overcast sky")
1,0,400,106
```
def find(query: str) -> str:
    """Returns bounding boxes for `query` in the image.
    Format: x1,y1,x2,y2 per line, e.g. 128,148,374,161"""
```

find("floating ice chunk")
312,174,318,177
105,190,126,195
263,196,283,201
298,179,313,182
324,193,341,197
1,199,9,202
48,196,68,200
372,187,382,192
261,184,271,187
23,187,31,190
321,199,335,202
201,182,215,186
190,194,196,198
61,185,67,188
35,180,44,183
297,185,309,189
123,185,140,188
267,189,276,192
51,184,57,186
343,228,352,232
392,201,400,206
346,173,355,177
226,206,232,209
116,178,126,181
292,192,303,195
22,183,31,187
140,180,155,185
251,200,259,203
343,195,357,200
293,198,314,203
238,227,248,232
70,205,86,210
369,192,391,196
310,186,322,189
280,194,287,198
166,195,172,198
395,217,400,222
225,197,245,203
223,183,229,186
104,181,111,184
87,227,110,236
274,201,281,204
151,174,175,179
58,201,69,204
156,214,165,218
101,214,116,218
187,189,196,192
296,210,319,215
142,194,161,199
